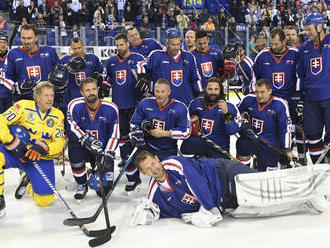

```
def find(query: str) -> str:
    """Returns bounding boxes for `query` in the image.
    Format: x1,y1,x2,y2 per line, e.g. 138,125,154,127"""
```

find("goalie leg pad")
235,164,330,207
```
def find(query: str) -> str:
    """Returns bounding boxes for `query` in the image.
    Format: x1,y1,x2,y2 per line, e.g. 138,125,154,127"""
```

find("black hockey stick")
32,162,101,237
246,129,301,167
88,156,115,247
63,147,138,227
198,132,239,162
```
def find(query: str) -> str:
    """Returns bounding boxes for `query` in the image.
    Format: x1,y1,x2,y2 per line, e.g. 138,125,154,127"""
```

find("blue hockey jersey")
5,46,59,83
238,94,292,149
191,48,224,89
147,156,222,218
188,97,241,151
106,52,144,109
136,49,203,106
66,97,120,152
60,53,104,106
297,34,330,101
130,97,190,151
237,56,255,95
129,38,164,57
253,47,299,102
0,54,10,99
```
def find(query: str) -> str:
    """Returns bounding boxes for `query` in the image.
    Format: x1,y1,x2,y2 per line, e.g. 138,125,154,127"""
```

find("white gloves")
181,206,222,228
130,198,160,226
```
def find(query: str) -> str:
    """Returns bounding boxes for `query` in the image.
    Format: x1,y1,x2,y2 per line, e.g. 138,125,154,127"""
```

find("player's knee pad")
33,193,55,207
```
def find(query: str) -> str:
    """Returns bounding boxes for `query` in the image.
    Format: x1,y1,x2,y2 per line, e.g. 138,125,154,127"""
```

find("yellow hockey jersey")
0,100,65,160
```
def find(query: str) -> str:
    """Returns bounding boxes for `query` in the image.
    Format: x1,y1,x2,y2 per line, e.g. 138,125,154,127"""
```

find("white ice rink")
1,93,330,248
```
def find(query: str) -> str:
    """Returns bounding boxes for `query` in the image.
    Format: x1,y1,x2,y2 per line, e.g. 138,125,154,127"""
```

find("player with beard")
66,77,120,201
106,33,145,170
181,77,241,158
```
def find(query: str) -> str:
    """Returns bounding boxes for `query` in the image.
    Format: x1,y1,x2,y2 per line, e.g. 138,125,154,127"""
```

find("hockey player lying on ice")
130,151,330,228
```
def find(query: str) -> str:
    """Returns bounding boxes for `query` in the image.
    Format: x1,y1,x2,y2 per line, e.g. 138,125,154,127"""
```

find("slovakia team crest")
201,118,214,136
116,70,126,85
252,118,264,135
75,72,86,86
171,70,183,87
27,66,41,82
272,72,285,89
201,62,213,77
310,57,322,75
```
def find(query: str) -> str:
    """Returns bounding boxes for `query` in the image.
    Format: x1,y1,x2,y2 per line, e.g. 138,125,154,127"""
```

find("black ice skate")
74,184,88,202
0,195,5,218
125,178,141,193
15,171,30,199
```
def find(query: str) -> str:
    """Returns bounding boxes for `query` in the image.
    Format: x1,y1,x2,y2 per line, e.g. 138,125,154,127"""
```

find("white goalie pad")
235,164,330,207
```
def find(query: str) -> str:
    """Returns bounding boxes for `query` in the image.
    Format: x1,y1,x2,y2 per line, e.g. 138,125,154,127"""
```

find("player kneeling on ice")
0,82,65,218
130,151,330,227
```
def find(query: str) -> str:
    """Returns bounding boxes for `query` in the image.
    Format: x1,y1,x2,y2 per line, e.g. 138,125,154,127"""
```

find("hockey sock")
125,163,140,184
71,162,87,185
0,153,5,195
296,132,306,159
308,138,325,164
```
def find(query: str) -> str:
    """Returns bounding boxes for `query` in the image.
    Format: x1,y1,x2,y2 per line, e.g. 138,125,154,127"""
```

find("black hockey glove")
79,133,103,154
12,78,36,97
129,127,146,147
239,120,253,137
91,71,104,87
67,56,86,73
99,151,115,174
141,120,154,135
135,73,151,94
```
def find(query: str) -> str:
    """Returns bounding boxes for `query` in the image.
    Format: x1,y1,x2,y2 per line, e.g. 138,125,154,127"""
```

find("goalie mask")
222,43,239,60
48,64,69,93
67,56,86,73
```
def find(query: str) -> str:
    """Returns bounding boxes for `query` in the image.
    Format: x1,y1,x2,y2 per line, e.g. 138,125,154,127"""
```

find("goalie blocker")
131,152,330,228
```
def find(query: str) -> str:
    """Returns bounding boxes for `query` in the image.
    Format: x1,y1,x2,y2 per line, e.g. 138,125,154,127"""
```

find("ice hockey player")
66,77,119,201
135,28,203,106
127,27,164,57
128,78,190,192
0,81,65,217
236,78,295,171
181,77,241,158
130,151,330,227
296,12,330,164
0,32,10,113
106,33,145,168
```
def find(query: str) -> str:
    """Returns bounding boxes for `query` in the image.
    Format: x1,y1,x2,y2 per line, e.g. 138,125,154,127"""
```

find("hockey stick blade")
63,215,97,226
88,226,116,247
87,225,116,238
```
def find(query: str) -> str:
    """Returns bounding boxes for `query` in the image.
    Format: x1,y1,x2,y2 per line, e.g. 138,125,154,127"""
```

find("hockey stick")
247,129,301,167
315,142,330,164
63,147,138,227
31,161,105,237
88,156,115,247
198,132,239,162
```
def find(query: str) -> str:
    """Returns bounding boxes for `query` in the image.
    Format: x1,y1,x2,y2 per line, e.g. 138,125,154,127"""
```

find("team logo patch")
310,57,322,75
201,118,214,136
27,66,41,82
201,62,213,77
252,118,264,135
75,72,86,86
152,119,165,130
46,118,54,127
272,72,285,89
171,70,183,87
116,70,126,85
181,193,198,205
28,112,36,121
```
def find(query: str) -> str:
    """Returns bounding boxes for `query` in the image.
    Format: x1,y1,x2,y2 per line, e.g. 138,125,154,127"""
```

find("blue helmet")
166,28,181,39
9,125,31,144
303,13,324,28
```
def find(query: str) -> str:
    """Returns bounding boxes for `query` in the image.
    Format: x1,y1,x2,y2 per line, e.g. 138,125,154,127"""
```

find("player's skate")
125,178,141,194
15,171,30,199
74,184,88,203
0,194,5,218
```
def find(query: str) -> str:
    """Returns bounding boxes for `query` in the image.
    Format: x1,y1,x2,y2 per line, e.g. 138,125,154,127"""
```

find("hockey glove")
79,133,103,155
141,120,154,135
67,56,86,73
130,198,160,226
91,71,104,87
25,141,49,161
129,127,145,147
99,151,115,174
239,120,253,137
223,59,236,77
190,115,200,136
181,206,222,228
135,73,151,94
12,78,37,97
4,137,28,163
